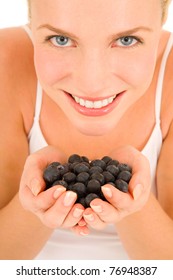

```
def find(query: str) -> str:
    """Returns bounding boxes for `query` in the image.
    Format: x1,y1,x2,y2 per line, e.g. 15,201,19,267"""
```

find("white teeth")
108,97,114,103
85,100,94,108
102,99,109,107
74,96,80,103
72,95,116,109
79,98,85,106
93,100,102,109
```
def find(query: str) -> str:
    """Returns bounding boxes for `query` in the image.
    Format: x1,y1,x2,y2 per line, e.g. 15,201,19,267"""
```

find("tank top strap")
21,24,33,42
155,32,173,122
34,81,43,121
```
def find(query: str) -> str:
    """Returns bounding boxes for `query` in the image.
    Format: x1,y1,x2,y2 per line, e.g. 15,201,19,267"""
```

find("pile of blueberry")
43,154,132,208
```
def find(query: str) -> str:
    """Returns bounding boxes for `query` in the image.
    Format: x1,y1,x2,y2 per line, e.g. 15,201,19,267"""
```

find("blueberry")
118,163,132,173
43,154,132,207
52,180,68,188
68,154,82,164
43,165,61,184
76,172,90,184
71,182,86,198
81,156,90,163
90,159,106,170
106,165,119,177
87,179,101,194
89,166,103,175
90,172,105,185
102,171,115,183
81,161,90,168
69,162,78,172
77,197,87,208
63,172,76,183
85,193,100,207
115,179,128,193
57,164,70,176
117,170,132,183
66,183,75,191
73,163,90,174
49,162,61,167
107,182,116,187
101,156,112,164
107,159,119,166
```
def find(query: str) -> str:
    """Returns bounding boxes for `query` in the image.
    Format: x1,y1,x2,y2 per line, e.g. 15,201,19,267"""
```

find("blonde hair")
162,0,171,22
27,0,171,23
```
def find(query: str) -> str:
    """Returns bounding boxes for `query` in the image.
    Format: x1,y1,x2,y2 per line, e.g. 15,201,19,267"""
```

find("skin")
30,0,162,136
0,0,173,259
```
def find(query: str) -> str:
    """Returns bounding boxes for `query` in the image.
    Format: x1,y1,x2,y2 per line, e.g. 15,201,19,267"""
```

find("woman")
0,0,173,259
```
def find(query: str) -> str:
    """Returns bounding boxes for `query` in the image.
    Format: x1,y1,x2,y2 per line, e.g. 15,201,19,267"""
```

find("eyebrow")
37,24,153,40
112,27,153,39
37,24,79,40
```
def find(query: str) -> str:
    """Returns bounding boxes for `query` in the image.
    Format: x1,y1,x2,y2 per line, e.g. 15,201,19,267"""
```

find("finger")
33,186,67,212
19,183,66,212
90,197,120,223
101,184,134,210
83,207,106,230
41,191,77,228
110,146,151,199
78,218,87,227
62,203,85,228
20,161,46,197
128,157,151,200
71,224,90,236
20,146,66,196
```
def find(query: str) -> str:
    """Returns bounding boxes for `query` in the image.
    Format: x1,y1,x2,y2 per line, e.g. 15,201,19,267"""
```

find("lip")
64,91,125,117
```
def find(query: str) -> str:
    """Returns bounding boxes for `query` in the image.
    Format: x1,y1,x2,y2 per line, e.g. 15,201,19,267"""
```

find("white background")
0,0,173,30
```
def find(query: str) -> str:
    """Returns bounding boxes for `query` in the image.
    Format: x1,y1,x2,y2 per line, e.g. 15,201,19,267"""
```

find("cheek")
33,47,71,86
110,49,157,91
130,53,156,87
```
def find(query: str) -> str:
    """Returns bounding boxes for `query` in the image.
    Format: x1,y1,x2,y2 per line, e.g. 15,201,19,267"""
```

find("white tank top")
22,25,173,259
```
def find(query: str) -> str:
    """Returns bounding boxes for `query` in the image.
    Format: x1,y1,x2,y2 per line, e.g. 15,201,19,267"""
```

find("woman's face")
30,0,163,136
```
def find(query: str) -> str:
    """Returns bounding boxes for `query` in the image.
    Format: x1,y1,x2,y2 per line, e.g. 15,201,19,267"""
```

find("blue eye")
50,35,73,47
116,36,138,47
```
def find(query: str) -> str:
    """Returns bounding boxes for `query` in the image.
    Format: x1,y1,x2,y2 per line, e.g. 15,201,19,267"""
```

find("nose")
74,49,110,96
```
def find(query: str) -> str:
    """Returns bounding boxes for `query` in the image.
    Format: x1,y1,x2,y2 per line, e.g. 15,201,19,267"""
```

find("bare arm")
115,121,173,259
0,113,53,259
0,27,52,259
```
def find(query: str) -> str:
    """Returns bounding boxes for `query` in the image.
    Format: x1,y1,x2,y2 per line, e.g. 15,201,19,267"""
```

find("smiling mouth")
71,94,118,109
64,90,125,117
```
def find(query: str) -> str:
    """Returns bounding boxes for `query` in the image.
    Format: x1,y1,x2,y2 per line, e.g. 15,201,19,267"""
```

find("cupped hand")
83,145,151,230
19,146,85,229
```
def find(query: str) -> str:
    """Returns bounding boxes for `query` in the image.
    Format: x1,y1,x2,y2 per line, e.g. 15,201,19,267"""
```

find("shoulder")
0,27,38,207
0,26,37,133
156,32,173,218
160,30,173,139
0,26,34,79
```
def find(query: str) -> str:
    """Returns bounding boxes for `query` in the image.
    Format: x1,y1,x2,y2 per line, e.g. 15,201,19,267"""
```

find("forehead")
31,0,161,31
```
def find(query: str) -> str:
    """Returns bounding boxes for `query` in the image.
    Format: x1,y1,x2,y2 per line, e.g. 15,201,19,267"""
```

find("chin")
71,118,116,136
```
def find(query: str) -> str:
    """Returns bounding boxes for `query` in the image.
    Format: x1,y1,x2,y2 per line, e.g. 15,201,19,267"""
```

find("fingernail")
31,178,41,196
63,191,77,207
91,204,102,213
78,220,87,226
80,231,89,236
73,208,84,218
83,214,94,221
133,184,143,200
102,186,112,198
53,187,66,199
